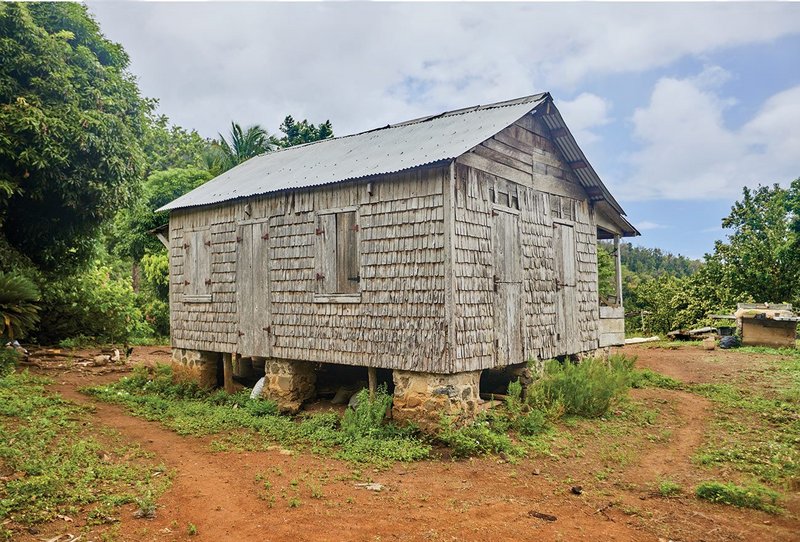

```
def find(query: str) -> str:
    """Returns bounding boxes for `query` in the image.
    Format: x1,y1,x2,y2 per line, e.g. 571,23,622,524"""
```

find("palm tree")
0,271,40,341
205,122,275,176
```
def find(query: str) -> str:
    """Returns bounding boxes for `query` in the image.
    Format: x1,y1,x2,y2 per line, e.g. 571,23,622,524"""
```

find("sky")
86,1,800,260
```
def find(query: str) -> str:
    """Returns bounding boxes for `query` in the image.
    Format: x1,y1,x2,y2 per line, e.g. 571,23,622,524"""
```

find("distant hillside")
614,242,701,278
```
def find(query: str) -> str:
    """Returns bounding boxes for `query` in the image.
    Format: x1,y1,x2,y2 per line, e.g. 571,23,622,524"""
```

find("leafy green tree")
111,168,212,262
713,184,799,305
0,3,151,272
142,114,210,175
206,122,274,175
596,244,616,301
275,115,333,148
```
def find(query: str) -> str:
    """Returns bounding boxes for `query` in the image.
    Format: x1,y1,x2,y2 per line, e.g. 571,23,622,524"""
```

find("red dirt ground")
10,344,800,541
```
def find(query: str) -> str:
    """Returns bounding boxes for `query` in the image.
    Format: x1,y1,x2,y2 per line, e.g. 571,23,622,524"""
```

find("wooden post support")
367,366,377,401
613,235,623,306
223,353,235,394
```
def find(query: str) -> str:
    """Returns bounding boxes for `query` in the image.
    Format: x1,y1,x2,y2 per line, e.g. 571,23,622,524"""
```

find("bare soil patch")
8,344,799,541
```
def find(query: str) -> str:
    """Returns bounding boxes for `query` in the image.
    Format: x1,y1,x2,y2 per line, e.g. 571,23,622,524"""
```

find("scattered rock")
92,354,110,367
354,482,384,492
331,386,359,405
570,485,583,495
532,468,541,476
528,510,557,522
133,507,156,519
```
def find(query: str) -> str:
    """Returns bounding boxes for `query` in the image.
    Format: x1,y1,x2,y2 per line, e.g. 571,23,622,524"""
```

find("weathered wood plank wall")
451,114,600,373
169,166,450,372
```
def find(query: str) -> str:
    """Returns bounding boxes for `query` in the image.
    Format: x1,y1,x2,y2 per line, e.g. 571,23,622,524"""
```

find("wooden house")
159,93,638,426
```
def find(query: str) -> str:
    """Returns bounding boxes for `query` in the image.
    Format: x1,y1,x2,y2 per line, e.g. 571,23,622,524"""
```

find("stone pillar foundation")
262,359,316,414
392,370,480,433
171,348,219,389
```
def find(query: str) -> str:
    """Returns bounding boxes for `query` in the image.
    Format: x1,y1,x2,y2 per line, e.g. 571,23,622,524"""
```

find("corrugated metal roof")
158,93,548,212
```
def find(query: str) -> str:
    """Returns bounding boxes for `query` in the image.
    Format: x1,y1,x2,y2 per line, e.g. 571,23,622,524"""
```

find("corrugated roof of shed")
158,93,549,212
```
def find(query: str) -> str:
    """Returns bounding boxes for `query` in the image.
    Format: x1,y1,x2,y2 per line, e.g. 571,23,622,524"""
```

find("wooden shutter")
336,211,359,294
317,214,337,294
182,228,212,302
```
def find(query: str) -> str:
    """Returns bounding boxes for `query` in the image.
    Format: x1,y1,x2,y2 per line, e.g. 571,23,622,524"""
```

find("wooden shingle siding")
168,109,608,375
169,166,450,372
451,114,600,372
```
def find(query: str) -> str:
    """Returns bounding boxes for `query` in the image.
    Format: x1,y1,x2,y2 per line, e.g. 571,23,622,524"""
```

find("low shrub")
38,263,153,344
0,348,20,377
527,355,634,418
695,481,780,513
341,386,394,439
438,415,523,458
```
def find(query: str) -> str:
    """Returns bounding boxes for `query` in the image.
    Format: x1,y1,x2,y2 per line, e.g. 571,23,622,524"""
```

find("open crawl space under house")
158,93,638,428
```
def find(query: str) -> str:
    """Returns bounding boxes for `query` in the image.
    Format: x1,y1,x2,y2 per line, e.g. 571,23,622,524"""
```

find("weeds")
0,348,19,377
631,368,684,390
86,364,430,466
0,371,168,536
341,386,393,438
695,481,780,514
527,355,634,418
658,479,682,497
691,382,799,484
438,414,524,458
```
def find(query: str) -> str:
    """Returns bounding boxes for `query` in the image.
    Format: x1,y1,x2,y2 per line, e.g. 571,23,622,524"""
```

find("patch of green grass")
0,371,169,536
85,365,430,466
695,481,780,514
657,479,682,497
735,345,800,357
691,381,799,484
640,340,699,350
630,368,684,390
437,414,524,459
187,522,197,536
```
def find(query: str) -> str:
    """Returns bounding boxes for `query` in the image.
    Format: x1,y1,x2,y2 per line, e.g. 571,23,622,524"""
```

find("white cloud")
621,73,800,200
85,2,800,138
636,221,668,231
556,93,611,145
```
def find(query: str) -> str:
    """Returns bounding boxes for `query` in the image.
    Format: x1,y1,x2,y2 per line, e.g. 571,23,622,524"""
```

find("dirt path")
632,389,711,483
11,345,799,542
49,375,651,542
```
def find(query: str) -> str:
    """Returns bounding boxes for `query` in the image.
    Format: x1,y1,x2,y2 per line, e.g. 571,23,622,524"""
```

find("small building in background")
735,303,798,348
158,93,638,428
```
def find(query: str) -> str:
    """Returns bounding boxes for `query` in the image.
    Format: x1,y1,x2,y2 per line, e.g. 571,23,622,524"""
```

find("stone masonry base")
392,369,480,433
262,359,316,414
171,348,219,389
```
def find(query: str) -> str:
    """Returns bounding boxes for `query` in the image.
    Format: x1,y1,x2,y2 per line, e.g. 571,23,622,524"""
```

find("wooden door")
236,221,271,357
553,223,578,355
493,208,523,366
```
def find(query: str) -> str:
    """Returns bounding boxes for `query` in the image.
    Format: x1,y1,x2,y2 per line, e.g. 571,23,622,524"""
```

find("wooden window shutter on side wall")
196,229,212,295
336,211,360,294
317,213,337,294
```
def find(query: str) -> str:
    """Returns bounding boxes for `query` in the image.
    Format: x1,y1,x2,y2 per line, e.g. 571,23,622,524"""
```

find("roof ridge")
255,92,551,158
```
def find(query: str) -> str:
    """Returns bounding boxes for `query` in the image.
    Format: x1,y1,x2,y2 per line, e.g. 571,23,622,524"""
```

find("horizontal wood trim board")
317,205,359,215
182,294,213,303
457,153,586,201
312,294,362,304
